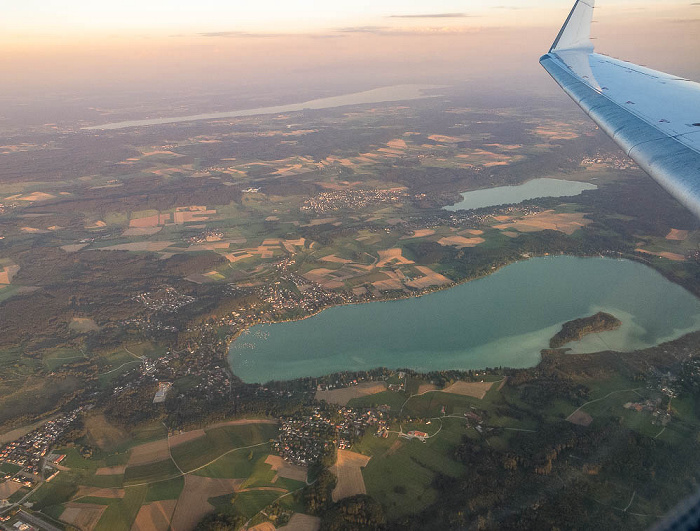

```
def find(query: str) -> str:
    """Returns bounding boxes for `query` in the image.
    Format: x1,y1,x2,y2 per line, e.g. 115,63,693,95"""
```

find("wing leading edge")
540,0,700,219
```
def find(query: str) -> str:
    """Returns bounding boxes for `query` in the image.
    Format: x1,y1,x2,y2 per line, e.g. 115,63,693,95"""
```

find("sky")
2,0,695,37
1,1,697,105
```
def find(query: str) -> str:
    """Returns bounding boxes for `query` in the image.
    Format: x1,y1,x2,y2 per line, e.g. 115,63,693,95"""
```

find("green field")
0,286,28,304
26,421,283,530
144,475,185,502
403,391,480,418
39,503,67,522
352,416,469,520
59,448,104,470
31,476,78,511
170,423,277,472
194,446,270,479
0,461,21,474
123,460,180,485
41,349,86,371
7,487,30,503
128,422,170,447
360,433,439,519
218,490,284,519
239,456,280,489
348,390,408,412
79,472,125,489
92,486,148,531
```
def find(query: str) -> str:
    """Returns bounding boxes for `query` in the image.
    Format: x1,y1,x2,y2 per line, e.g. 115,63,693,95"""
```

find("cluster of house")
274,406,385,465
0,202,16,215
336,407,385,450
134,287,195,313
10,520,34,530
623,399,672,426
301,188,405,214
273,409,336,466
0,408,82,474
580,153,637,170
188,230,223,244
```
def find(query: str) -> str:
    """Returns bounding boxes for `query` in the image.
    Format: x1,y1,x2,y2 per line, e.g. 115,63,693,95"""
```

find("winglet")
550,0,595,53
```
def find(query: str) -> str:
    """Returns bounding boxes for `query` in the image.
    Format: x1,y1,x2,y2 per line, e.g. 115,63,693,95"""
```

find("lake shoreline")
226,253,700,383
444,177,598,212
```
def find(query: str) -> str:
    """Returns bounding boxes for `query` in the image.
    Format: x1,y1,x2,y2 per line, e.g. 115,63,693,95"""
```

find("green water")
444,178,597,211
228,256,700,383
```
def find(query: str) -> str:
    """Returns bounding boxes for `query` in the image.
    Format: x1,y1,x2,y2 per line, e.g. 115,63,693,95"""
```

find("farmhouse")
404,430,428,442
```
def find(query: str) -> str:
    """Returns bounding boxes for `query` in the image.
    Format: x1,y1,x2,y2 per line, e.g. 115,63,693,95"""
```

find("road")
566,388,642,420
13,509,62,531
124,441,272,488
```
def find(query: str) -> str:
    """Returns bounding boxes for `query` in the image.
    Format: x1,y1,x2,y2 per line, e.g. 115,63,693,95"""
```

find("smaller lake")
229,257,700,383
84,84,443,130
444,178,598,211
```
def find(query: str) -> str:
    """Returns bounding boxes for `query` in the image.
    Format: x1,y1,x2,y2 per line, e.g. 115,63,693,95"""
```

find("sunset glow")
1,1,697,99
3,1,695,39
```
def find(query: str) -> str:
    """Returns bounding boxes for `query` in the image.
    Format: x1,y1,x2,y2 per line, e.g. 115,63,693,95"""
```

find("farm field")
355,420,468,520
170,476,242,531
2,70,700,531
315,382,387,406
344,380,510,519
441,380,498,399
330,450,371,502
18,419,311,531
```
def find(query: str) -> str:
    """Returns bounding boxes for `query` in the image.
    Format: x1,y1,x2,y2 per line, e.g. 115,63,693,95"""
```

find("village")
220,262,360,330
0,408,83,476
580,151,638,171
187,229,224,244
133,287,196,313
0,202,16,216
301,188,406,214
273,405,386,465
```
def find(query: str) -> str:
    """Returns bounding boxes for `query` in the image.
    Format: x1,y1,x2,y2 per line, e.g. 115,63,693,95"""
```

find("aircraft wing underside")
540,0,700,219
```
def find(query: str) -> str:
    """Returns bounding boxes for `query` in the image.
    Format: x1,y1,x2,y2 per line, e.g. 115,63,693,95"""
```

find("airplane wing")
540,0,700,219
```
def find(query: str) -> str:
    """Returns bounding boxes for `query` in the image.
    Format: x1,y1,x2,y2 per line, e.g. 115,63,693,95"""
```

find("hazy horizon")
1,1,698,125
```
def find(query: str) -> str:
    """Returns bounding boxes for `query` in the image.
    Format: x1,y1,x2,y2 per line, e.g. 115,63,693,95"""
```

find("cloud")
388,13,472,19
199,31,243,37
198,31,283,38
335,26,391,34
305,34,346,39
334,24,485,36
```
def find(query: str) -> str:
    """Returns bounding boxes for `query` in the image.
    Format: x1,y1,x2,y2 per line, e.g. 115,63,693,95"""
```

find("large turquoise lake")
228,256,700,383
